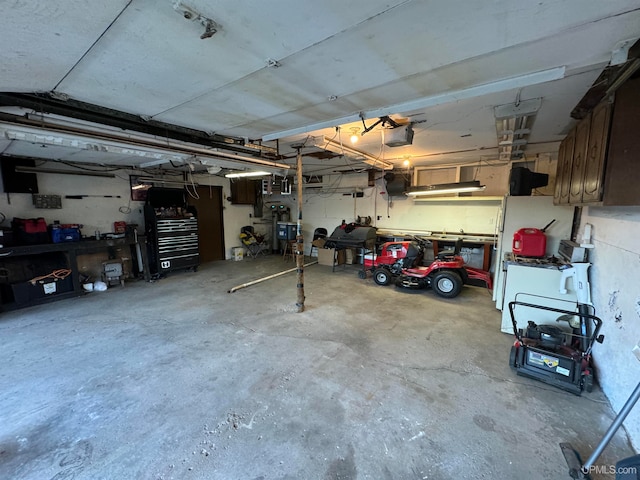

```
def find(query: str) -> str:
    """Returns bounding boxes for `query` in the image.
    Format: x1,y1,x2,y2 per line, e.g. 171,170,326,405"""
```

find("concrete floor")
0,255,636,480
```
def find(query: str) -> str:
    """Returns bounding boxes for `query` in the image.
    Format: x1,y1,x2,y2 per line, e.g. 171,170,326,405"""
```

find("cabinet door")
568,116,591,204
230,178,258,204
555,128,575,205
554,137,567,204
603,77,640,206
582,101,611,203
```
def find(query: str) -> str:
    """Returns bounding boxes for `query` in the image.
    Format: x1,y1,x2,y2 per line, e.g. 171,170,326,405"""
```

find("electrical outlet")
633,342,640,362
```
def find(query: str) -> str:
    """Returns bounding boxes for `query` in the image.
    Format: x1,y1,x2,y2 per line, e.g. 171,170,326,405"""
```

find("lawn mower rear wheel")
432,270,463,298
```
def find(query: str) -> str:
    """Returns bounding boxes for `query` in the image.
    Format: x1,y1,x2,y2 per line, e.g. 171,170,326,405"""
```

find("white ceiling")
1,0,639,175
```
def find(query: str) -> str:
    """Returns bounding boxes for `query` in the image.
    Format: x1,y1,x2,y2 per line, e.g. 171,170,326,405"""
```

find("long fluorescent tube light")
313,136,393,170
135,176,198,187
262,67,565,141
406,181,486,196
225,171,270,178
15,165,116,178
0,122,289,172
3,126,187,164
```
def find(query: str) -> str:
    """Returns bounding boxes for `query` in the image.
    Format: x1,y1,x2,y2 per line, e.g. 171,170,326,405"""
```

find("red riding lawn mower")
361,236,491,298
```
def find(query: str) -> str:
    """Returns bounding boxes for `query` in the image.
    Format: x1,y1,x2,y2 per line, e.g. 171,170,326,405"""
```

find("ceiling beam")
0,92,278,157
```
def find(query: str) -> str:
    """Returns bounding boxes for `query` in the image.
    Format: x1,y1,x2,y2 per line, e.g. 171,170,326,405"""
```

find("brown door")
187,185,225,262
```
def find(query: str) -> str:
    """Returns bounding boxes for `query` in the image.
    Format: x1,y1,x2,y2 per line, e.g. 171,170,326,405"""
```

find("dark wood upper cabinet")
582,101,611,203
568,116,591,204
602,77,640,206
230,178,259,205
554,128,575,205
554,77,640,206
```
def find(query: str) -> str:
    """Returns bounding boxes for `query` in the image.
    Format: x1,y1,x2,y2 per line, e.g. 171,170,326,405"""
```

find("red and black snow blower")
361,236,491,298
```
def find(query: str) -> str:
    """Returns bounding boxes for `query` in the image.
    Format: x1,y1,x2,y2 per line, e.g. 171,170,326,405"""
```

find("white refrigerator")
492,195,576,314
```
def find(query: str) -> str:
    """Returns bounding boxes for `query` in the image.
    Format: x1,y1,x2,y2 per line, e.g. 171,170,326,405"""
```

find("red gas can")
513,228,547,257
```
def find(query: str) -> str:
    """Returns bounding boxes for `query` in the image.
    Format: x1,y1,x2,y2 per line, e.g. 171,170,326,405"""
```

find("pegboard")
32,194,62,209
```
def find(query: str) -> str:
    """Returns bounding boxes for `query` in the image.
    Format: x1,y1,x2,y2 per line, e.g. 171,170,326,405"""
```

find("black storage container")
11,276,73,305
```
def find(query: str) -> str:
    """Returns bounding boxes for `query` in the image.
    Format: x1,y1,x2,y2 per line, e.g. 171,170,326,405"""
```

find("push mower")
508,299,604,396
361,236,490,298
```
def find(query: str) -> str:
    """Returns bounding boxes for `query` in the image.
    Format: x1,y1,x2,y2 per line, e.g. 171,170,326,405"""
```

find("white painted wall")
580,206,640,451
265,173,502,255
0,169,255,261
0,169,145,236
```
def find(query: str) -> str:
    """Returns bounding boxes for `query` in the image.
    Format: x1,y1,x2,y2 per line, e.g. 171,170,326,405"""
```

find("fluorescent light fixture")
262,67,565,141
310,136,393,170
0,122,290,173
224,171,270,178
199,157,287,176
14,165,116,178
204,149,289,170
2,126,186,164
406,181,486,196
135,176,198,187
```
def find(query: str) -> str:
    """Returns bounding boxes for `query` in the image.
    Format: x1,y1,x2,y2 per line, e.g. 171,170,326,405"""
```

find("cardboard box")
344,248,355,264
317,248,334,266
311,238,326,248
317,248,345,266
77,252,111,279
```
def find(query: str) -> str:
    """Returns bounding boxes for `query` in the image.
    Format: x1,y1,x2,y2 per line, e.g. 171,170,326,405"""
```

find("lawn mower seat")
402,241,423,268
240,226,268,259
436,238,463,260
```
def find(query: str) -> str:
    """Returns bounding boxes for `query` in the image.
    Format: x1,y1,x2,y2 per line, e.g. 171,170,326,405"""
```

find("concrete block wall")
581,206,640,451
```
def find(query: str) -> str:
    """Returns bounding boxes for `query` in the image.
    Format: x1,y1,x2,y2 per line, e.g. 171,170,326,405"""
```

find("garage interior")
1,2,640,479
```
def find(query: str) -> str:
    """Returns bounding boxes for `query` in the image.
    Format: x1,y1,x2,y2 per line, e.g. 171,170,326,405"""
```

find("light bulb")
350,134,358,144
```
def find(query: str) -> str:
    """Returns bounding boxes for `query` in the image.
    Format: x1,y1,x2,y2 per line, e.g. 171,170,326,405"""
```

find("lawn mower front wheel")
373,268,393,286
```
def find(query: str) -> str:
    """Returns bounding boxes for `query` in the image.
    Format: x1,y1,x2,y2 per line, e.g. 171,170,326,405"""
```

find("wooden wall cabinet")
601,77,640,206
230,178,259,205
582,100,611,203
554,127,575,204
554,77,640,206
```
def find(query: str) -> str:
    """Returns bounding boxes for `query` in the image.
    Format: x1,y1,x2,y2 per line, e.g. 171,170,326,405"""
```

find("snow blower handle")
541,219,556,232
558,263,592,305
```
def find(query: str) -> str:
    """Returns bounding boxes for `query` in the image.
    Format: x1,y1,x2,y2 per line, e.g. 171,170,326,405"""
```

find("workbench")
376,230,496,271
0,234,149,311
